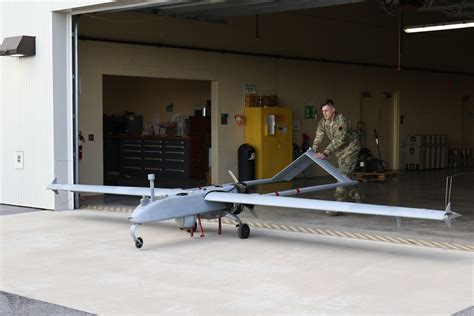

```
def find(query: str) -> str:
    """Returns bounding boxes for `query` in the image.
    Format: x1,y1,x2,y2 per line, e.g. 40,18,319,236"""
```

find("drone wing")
204,192,460,222
47,179,184,197
241,149,355,188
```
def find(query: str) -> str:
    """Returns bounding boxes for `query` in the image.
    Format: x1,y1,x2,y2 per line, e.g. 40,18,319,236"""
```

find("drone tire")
238,223,250,239
135,237,143,249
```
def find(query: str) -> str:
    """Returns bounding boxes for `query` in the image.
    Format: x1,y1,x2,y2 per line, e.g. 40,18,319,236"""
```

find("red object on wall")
78,131,86,160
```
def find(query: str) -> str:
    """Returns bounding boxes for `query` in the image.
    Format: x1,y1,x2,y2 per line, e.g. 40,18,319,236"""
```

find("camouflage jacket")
312,113,360,157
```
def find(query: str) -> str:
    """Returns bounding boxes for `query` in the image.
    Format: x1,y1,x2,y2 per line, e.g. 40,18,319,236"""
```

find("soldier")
313,99,362,215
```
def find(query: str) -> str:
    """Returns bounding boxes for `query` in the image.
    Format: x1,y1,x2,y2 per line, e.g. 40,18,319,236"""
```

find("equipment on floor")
356,129,388,173
48,149,461,249
373,129,388,171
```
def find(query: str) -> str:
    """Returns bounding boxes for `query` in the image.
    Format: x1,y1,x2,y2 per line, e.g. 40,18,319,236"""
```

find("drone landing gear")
237,223,250,239
135,237,143,248
185,217,206,238
185,222,198,237
225,212,250,239
197,216,205,238
130,224,143,249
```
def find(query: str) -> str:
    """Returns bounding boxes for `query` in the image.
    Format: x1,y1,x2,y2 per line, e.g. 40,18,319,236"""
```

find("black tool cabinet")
120,137,189,179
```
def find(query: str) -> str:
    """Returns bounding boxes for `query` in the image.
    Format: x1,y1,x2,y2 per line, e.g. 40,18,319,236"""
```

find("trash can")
238,143,256,181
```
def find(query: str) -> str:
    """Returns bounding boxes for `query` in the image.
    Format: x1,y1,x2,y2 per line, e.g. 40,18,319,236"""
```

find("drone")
48,149,460,248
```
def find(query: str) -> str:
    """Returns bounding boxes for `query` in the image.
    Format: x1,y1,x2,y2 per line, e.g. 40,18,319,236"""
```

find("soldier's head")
320,99,336,120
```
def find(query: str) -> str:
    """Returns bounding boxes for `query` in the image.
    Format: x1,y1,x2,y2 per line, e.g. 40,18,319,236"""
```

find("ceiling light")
404,20,474,33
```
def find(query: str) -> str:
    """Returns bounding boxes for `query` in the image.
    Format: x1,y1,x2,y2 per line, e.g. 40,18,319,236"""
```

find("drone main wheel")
135,237,143,249
237,223,250,239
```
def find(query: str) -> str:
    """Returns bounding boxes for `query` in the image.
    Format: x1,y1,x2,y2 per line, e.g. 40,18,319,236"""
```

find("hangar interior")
101,75,212,188
74,0,473,243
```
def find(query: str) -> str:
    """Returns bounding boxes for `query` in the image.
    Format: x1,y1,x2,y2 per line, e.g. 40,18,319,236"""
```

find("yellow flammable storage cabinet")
244,106,292,179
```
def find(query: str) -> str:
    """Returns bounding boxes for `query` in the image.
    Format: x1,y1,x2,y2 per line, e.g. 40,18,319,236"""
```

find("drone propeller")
228,170,239,183
228,170,258,218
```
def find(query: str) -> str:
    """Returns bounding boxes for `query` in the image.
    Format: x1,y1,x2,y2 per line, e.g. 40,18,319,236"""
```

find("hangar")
1,0,473,242
2,3,474,314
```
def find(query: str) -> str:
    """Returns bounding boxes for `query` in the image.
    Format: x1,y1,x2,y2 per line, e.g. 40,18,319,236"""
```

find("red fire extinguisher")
78,131,86,160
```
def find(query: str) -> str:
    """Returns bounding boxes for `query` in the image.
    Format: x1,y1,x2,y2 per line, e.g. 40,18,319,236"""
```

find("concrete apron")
1,210,472,315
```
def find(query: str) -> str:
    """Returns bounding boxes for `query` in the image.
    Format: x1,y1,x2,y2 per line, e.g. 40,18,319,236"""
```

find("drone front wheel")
237,223,250,239
135,237,143,249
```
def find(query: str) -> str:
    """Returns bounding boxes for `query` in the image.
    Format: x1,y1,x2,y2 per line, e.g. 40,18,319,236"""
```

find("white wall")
1,1,58,209
0,0,113,209
78,40,474,186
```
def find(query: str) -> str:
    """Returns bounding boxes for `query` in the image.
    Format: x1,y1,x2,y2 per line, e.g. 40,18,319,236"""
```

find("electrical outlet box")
15,151,24,170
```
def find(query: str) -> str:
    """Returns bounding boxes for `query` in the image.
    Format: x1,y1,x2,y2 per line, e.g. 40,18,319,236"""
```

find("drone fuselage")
130,184,237,225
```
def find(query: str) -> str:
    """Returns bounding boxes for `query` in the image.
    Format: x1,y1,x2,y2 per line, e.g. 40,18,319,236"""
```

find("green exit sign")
304,105,314,119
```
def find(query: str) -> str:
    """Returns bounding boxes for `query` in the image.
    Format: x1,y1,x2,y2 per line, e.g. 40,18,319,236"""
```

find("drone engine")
230,182,252,215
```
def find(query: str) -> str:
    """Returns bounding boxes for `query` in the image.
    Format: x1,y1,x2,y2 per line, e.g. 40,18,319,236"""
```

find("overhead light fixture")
0,35,36,57
404,20,474,33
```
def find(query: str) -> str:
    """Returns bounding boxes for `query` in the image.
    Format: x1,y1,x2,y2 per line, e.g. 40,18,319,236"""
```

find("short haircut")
320,99,335,109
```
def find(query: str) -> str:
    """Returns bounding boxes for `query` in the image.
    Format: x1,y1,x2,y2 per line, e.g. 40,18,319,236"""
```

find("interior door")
462,96,474,149
360,91,397,170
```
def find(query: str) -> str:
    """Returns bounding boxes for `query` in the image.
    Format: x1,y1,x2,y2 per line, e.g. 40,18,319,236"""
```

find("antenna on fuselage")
148,174,155,201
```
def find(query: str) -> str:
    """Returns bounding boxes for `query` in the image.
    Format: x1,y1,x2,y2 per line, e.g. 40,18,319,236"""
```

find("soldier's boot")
325,211,343,216
349,189,363,203
326,189,345,216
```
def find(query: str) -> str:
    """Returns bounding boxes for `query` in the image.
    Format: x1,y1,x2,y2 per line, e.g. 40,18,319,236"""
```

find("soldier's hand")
315,152,326,160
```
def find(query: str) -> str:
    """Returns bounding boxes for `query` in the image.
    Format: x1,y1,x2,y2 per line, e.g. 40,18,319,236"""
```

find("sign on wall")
243,83,257,95
304,105,314,119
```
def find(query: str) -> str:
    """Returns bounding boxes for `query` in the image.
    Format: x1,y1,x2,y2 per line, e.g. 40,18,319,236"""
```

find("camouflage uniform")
312,113,362,202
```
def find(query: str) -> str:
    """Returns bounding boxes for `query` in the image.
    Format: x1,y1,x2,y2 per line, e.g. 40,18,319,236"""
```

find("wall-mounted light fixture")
0,35,35,57
404,20,474,33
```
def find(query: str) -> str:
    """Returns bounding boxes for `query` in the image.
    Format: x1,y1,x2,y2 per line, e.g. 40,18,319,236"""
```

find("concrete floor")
1,208,473,315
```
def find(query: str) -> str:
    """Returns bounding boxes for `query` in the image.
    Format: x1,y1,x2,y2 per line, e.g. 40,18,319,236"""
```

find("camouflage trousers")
334,148,362,202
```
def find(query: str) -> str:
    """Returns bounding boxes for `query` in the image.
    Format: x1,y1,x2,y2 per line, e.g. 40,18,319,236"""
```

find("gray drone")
48,149,460,248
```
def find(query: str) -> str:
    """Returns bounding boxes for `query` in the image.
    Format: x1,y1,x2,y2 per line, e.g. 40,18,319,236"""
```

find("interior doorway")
101,75,212,188
359,91,399,170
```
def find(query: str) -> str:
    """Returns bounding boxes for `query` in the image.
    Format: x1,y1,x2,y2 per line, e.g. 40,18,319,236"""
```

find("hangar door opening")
102,75,212,189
